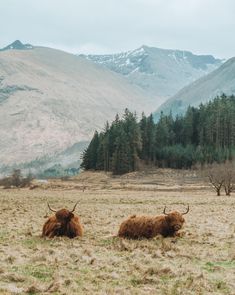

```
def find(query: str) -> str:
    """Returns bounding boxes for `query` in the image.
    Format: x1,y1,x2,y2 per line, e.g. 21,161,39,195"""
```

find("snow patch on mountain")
81,45,222,103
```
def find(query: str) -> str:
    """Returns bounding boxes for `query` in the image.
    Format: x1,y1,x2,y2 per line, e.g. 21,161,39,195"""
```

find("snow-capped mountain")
82,45,222,105
154,57,235,119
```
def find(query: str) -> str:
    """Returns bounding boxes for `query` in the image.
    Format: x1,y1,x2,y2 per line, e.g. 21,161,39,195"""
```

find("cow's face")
165,211,185,231
56,209,74,222
47,202,79,223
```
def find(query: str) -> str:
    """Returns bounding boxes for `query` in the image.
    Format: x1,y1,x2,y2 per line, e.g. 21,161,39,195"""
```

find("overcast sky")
0,0,234,58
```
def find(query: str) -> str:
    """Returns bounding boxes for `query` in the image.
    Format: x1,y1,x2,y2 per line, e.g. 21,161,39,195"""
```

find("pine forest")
81,94,235,174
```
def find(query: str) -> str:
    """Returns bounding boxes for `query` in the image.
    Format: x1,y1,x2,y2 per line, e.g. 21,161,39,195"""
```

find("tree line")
81,94,235,174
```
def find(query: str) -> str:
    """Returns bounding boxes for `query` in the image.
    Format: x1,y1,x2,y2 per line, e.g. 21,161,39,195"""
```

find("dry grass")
0,169,234,294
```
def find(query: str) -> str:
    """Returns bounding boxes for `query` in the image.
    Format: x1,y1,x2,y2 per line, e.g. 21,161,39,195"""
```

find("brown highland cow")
118,206,189,239
42,202,83,238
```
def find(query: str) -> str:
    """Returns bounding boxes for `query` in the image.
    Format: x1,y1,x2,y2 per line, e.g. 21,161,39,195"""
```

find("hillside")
0,45,153,170
154,57,235,118
83,45,222,105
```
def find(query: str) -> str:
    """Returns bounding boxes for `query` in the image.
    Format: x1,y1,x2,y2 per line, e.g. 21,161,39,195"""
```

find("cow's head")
163,205,189,232
47,202,79,223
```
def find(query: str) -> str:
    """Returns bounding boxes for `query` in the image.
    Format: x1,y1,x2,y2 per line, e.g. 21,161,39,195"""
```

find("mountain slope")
154,57,235,118
82,45,222,105
0,46,153,167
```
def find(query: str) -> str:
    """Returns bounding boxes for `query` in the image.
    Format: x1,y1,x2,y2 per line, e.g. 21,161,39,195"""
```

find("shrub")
0,170,33,188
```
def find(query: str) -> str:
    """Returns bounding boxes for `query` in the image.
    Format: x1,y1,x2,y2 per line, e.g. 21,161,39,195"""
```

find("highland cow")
118,205,189,239
42,202,83,238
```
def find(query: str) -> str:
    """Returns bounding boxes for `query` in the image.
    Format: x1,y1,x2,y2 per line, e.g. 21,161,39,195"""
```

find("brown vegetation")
0,169,33,189
0,169,234,294
202,161,235,196
42,202,83,238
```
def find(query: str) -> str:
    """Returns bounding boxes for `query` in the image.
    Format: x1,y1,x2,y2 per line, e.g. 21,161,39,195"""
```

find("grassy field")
0,169,234,294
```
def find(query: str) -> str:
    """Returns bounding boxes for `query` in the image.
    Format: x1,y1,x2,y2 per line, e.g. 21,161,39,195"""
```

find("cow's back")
118,215,157,239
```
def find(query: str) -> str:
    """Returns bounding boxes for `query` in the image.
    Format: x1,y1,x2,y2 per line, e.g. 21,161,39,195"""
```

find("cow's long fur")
42,206,83,239
118,209,188,239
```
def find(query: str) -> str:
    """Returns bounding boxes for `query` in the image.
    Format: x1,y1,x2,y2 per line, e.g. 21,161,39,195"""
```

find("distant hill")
0,40,33,51
0,43,153,172
0,141,88,177
154,57,235,119
82,45,222,106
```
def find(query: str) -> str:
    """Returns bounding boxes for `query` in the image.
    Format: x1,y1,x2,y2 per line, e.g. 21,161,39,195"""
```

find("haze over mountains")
0,41,153,173
83,45,222,105
154,57,235,118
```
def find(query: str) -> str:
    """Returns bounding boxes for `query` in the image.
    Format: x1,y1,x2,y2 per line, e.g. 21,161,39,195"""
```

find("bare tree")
202,161,235,196
0,169,33,189
208,172,224,196
223,161,235,196
203,163,225,196
11,169,22,187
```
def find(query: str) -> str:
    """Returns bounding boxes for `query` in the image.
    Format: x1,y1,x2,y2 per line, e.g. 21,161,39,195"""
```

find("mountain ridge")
82,45,223,105
154,56,235,118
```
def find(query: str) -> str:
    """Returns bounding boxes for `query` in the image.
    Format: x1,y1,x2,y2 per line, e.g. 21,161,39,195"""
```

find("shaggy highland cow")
42,202,83,238
118,206,189,239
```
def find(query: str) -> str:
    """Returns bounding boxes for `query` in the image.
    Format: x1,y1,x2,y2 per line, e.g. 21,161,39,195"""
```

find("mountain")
0,44,153,171
0,40,33,51
82,45,222,105
154,57,235,118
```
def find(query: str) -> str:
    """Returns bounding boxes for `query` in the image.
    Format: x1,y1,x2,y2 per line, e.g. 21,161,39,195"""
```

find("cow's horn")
47,202,57,212
70,201,79,213
163,206,169,215
182,205,189,215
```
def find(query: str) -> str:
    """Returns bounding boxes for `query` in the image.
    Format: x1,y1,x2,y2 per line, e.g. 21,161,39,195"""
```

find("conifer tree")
111,128,130,174
81,131,99,170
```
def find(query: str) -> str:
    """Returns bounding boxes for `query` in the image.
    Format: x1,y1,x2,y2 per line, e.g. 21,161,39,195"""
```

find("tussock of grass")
204,260,235,273
0,231,8,243
215,280,229,292
12,264,55,282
